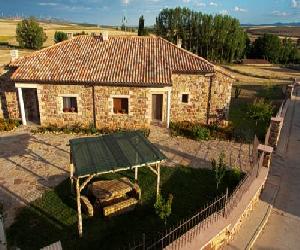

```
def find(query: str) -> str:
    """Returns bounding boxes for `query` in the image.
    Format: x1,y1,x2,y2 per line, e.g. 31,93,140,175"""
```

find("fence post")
223,188,228,217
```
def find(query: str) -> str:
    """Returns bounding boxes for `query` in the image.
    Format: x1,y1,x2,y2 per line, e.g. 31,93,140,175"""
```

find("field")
223,64,300,85
246,26,300,41
0,19,136,65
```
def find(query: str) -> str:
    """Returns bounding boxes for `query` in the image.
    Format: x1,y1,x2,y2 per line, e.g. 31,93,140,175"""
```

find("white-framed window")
58,94,80,114
113,97,129,114
62,96,78,113
181,93,189,104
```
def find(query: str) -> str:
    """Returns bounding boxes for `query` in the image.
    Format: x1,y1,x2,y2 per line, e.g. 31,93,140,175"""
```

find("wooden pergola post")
76,178,83,237
70,150,74,194
134,167,138,181
156,164,160,197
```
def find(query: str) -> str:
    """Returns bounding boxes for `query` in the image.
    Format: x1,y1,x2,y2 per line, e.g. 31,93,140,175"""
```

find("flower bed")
0,119,21,132
170,121,234,141
31,123,151,137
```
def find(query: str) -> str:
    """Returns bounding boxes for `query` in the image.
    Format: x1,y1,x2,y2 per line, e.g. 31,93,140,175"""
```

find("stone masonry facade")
0,70,20,119
171,72,233,124
1,72,233,128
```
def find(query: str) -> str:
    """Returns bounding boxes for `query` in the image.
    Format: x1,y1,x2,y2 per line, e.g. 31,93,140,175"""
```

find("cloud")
220,9,229,15
196,2,206,7
234,6,247,12
182,0,191,3
121,0,130,5
209,2,218,7
272,10,290,16
38,2,58,6
292,0,300,8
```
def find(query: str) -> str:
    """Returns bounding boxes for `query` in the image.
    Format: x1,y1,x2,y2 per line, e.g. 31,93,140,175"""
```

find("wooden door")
152,94,163,121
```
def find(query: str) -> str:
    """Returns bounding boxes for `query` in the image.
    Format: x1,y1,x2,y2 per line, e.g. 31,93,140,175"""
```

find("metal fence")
123,135,264,250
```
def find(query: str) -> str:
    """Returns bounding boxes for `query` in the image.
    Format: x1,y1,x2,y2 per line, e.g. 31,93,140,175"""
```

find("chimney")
177,39,182,48
102,31,109,41
66,32,73,40
10,49,19,62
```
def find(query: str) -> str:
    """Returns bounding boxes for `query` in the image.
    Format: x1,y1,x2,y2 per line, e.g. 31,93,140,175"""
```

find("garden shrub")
246,99,274,139
211,152,227,189
32,123,150,137
0,119,21,131
192,125,210,140
154,194,173,226
170,121,234,141
226,167,243,187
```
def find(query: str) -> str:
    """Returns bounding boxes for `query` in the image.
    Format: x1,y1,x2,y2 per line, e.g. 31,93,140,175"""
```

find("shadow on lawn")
6,167,241,250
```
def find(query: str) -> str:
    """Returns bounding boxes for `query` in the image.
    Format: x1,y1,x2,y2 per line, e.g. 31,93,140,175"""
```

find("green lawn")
7,166,242,250
229,84,285,140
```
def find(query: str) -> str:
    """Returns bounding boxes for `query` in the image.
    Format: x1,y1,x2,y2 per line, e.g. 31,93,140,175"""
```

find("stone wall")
171,74,210,123
0,70,20,119
170,72,234,124
210,71,234,119
38,84,94,127
38,84,152,129
93,85,151,130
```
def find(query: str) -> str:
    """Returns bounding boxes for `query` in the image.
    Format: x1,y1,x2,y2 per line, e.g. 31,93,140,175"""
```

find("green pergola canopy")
69,131,166,177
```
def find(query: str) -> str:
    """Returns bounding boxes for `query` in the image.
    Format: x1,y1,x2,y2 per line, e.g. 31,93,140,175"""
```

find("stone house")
1,35,234,129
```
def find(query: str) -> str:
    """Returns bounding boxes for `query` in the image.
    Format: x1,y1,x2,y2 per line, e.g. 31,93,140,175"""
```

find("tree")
211,152,227,189
54,31,68,43
121,16,127,31
138,15,148,36
154,194,173,226
16,17,47,50
246,99,273,126
155,7,247,63
251,34,281,63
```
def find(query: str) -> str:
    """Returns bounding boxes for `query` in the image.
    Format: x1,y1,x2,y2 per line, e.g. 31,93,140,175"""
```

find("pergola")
69,131,166,237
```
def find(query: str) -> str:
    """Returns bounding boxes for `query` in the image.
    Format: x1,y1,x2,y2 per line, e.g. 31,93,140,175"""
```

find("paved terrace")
0,126,251,228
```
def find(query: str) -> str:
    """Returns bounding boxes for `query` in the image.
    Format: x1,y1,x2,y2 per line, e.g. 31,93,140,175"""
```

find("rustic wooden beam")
76,178,83,237
148,165,158,175
156,164,161,197
80,174,96,192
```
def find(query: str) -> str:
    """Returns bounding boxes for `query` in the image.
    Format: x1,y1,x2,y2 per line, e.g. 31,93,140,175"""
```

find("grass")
229,84,285,140
7,166,242,250
223,64,299,85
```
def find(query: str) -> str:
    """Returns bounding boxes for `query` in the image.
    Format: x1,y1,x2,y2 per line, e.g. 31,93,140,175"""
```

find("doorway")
152,94,163,122
23,88,40,125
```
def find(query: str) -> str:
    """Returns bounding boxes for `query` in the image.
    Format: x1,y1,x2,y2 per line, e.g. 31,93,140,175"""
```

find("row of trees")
155,7,247,63
246,34,300,64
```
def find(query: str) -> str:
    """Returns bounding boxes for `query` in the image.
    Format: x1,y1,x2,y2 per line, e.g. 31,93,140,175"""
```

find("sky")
1,0,300,26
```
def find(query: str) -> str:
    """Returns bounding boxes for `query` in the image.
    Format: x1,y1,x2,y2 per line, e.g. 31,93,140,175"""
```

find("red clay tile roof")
10,36,233,86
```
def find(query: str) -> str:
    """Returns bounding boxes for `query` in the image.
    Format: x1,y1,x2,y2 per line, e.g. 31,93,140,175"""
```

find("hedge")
170,121,234,141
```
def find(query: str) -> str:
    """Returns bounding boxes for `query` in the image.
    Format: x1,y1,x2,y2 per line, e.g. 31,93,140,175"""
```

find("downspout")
206,75,213,125
167,88,171,128
92,85,96,128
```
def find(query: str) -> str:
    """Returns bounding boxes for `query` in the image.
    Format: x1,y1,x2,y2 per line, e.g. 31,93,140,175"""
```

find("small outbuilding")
69,131,166,237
